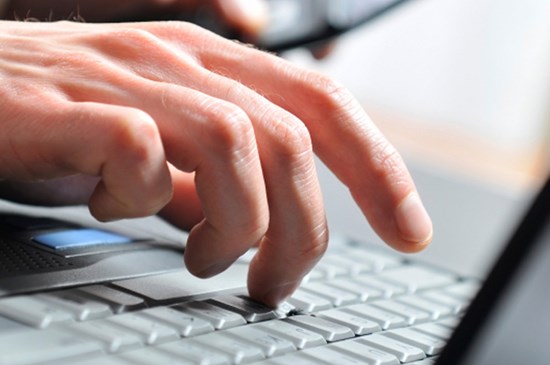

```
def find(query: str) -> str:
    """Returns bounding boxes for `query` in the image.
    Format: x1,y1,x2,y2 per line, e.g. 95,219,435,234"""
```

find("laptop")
0,169,548,365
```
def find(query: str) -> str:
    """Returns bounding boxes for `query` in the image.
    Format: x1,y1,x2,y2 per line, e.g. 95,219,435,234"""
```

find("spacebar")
112,263,248,302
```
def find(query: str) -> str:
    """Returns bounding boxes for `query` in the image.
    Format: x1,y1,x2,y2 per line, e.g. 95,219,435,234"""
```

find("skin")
0,1,433,307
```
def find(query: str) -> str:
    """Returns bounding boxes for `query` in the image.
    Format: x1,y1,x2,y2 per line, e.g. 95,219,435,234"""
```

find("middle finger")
191,69,329,306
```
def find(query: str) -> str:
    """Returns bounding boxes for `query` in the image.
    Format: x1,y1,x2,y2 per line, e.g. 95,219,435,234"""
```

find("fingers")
71,22,426,302
0,89,172,219
168,69,328,306
105,25,328,303
194,44,433,252
108,65,326,304
128,82,270,276
50,102,173,221
169,96,270,277
129,71,327,305
0,21,432,309
83,25,327,299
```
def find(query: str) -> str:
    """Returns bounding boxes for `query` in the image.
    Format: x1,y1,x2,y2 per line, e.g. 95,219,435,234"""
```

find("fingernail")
395,193,433,247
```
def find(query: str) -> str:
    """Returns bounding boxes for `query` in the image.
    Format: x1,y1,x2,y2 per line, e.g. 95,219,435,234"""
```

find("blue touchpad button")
34,229,132,250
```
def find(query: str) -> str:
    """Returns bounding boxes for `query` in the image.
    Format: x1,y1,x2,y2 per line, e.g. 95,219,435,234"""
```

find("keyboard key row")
0,279,469,338
0,306,458,365
255,333,435,365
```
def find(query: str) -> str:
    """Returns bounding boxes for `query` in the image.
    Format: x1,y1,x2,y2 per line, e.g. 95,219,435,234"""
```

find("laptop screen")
459,217,550,364
438,177,550,364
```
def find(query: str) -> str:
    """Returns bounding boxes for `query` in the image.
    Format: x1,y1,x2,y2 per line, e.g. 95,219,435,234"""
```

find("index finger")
202,45,433,252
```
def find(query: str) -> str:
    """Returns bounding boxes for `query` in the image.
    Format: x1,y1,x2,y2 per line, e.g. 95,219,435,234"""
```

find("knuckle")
108,113,170,217
269,115,313,160
305,71,345,98
105,28,158,49
108,110,162,164
145,21,206,38
202,100,255,154
88,28,179,71
370,140,407,184
303,71,356,111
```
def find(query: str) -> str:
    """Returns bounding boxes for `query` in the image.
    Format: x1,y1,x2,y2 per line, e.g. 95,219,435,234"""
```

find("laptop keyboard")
0,218,480,365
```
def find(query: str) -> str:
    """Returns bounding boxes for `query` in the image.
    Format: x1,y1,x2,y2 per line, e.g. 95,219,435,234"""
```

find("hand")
0,20,432,306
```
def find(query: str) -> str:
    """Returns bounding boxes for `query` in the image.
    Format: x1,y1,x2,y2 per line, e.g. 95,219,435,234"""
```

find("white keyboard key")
76,286,145,313
275,301,298,316
120,347,195,365
191,332,265,364
314,262,350,279
0,328,102,365
378,266,456,292
207,295,281,323
140,306,214,337
159,340,230,365
371,300,432,325
317,309,381,335
227,325,296,357
444,281,481,300
303,268,326,282
343,248,403,271
300,346,370,365
343,304,407,330
397,295,453,320
326,279,384,302
261,353,331,365
322,255,373,275
383,328,446,355
0,315,31,334
37,293,112,321
0,296,73,329
412,322,454,340
301,282,360,306
422,292,468,314
257,319,326,349
175,301,246,329
435,316,462,329
287,289,333,312
107,313,179,345
331,338,400,365
111,265,247,302
69,320,143,353
54,355,132,365
358,334,426,363
285,315,354,342
351,276,407,298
